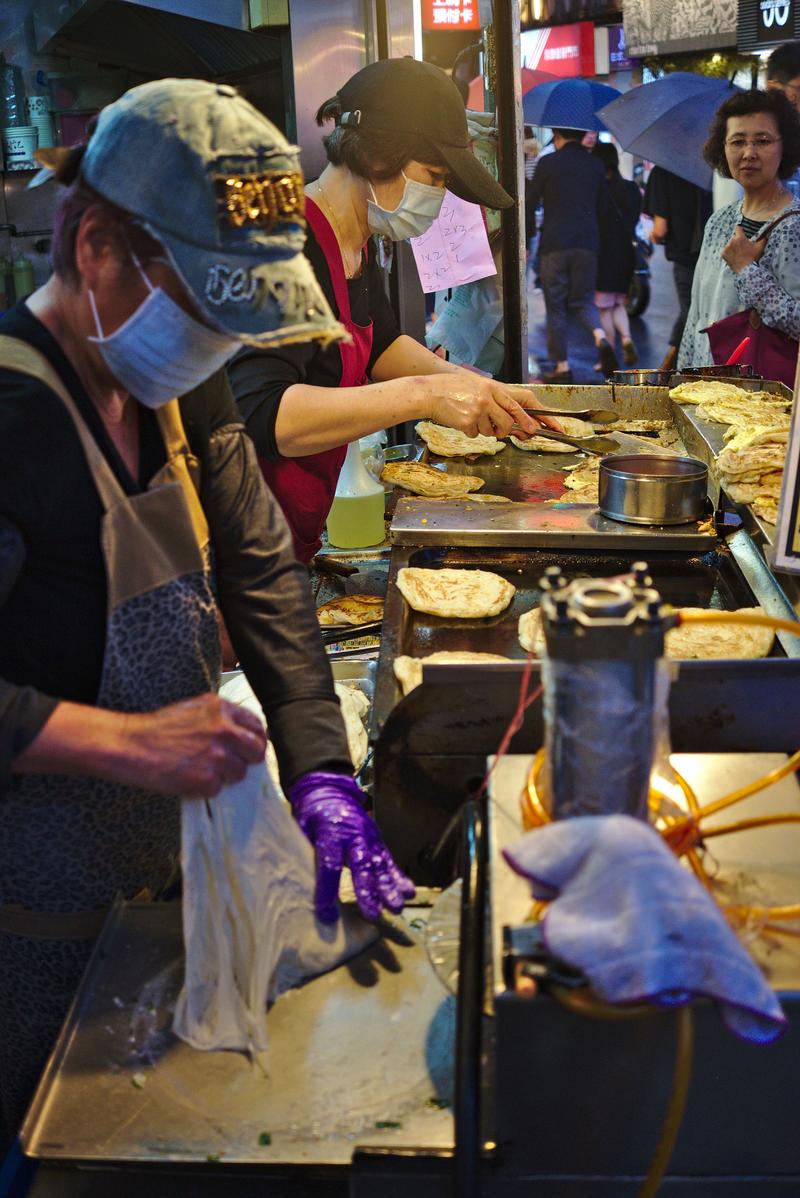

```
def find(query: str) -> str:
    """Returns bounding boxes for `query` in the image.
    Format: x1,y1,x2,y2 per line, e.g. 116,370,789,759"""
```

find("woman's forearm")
370,333,463,382
13,701,137,781
274,374,433,456
736,263,800,341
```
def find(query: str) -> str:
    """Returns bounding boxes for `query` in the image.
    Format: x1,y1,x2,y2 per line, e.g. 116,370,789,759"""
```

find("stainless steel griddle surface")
392,386,716,549
372,543,783,734
23,903,454,1168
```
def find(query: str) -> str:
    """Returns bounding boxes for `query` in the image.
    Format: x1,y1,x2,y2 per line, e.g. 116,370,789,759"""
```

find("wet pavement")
528,242,676,382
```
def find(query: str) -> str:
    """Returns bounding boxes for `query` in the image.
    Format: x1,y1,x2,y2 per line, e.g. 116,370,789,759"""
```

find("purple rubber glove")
286,771,416,924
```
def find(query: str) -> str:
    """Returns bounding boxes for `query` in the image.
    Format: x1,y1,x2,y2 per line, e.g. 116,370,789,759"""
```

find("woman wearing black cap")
229,58,559,563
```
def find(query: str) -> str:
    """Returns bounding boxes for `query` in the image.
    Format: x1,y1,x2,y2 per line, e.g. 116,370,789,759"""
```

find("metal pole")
492,0,528,383
454,797,488,1198
375,0,390,59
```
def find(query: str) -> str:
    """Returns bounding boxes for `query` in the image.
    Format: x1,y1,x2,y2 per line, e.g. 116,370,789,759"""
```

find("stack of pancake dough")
670,381,791,523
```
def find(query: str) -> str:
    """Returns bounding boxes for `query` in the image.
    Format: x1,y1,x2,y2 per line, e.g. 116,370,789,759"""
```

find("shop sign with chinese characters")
422,0,481,30
520,23,595,78
608,26,639,70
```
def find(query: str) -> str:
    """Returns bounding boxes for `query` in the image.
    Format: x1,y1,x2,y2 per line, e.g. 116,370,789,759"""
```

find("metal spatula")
509,428,621,455
520,406,620,423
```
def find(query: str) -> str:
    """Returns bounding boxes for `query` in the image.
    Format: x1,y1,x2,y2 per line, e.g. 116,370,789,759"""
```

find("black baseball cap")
336,58,512,210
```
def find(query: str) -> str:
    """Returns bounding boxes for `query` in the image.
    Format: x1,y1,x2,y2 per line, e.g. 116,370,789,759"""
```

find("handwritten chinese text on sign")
409,191,496,294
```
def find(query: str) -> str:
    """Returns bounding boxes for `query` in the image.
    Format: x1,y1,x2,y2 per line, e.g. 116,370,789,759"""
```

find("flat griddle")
372,542,785,738
392,386,715,550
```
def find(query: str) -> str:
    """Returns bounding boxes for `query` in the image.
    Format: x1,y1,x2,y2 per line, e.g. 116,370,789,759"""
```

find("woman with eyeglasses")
678,89,800,369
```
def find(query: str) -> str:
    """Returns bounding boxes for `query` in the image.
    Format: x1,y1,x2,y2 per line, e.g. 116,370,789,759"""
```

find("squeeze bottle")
12,252,34,301
326,440,385,549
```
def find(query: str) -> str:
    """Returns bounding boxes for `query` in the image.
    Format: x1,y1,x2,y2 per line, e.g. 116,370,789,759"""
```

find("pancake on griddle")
669,380,753,404
396,567,516,619
416,421,506,457
602,418,671,433
510,415,587,453
697,396,790,429
517,607,545,655
382,460,484,497
316,594,384,626
665,607,774,659
394,651,510,696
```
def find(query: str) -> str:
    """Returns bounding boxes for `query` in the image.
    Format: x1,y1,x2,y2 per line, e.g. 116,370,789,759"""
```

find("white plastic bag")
173,679,377,1055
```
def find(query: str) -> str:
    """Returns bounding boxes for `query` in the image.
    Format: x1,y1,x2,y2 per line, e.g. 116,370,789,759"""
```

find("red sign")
422,0,482,31
520,22,595,78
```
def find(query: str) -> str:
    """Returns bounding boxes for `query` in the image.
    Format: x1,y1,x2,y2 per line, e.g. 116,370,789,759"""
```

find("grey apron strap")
0,334,206,605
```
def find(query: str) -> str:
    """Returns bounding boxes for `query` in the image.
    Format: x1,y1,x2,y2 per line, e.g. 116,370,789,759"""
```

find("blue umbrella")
597,73,743,191
522,78,622,133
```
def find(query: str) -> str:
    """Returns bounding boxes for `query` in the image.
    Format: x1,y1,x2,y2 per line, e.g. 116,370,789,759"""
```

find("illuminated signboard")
422,0,482,30
520,22,596,78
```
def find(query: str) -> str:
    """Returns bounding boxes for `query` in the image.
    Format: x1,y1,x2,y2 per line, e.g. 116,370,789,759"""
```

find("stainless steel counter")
23,905,454,1172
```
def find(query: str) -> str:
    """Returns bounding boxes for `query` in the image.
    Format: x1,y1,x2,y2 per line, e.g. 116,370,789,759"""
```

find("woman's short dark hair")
315,95,446,180
703,88,800,180
594,141,619,174
51,176,165,283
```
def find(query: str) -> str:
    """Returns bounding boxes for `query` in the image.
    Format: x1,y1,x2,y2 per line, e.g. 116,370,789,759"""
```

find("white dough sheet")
173,674,378,1056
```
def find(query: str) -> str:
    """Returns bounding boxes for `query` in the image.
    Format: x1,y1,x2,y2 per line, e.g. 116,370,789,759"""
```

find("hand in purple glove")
286,771,416,924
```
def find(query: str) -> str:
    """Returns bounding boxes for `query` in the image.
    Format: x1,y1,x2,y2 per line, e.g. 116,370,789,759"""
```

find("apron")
258,198,374,563
0,336,221,1142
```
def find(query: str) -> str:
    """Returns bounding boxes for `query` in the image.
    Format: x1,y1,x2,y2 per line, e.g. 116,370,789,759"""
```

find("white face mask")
88,257,241,409
367,171,445,241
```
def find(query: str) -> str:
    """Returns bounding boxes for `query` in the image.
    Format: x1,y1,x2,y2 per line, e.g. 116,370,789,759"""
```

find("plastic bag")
173,682,377,1055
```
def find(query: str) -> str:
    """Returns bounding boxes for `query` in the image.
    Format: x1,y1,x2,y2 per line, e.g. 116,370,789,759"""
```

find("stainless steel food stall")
17,379,800,1196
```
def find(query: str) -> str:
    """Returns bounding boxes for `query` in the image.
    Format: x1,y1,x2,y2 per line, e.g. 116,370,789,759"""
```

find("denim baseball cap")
79,79,345,348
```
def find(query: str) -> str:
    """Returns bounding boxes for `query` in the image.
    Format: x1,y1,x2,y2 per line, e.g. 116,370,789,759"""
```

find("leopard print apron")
0,338,221,1144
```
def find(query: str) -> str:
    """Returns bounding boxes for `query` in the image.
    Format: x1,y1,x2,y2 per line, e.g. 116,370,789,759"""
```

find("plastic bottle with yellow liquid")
326,440,386,549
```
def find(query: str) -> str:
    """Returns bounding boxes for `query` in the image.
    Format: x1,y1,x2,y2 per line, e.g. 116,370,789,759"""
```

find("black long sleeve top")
0,303,351,792
527,141,609,257
228,220,400,458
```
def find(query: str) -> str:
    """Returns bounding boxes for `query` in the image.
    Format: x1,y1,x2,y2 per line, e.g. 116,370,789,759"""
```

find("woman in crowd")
593,140,641,370
0,79,411,1147
228,57,558,562
678,89,800,369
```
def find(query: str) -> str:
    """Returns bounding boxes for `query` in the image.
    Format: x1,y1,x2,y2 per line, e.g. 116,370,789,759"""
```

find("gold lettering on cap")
214,171,306,230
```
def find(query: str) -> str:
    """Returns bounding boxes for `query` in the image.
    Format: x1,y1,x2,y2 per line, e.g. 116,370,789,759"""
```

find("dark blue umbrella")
597,73,743,190
522,78,621,133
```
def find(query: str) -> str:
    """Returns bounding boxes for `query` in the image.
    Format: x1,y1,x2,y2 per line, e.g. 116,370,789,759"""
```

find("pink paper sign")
410,190,497,294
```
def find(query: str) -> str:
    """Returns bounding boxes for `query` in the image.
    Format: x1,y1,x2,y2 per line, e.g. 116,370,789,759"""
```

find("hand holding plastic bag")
286,771,415,923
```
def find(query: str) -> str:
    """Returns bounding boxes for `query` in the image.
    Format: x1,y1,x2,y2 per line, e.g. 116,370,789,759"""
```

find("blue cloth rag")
503,815,786,1044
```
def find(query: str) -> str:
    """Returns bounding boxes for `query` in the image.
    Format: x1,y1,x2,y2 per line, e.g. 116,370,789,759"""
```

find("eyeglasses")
725,136,782,151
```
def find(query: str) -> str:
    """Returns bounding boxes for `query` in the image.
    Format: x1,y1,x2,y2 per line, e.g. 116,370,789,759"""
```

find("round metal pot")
679,364,759,379
599,454,709,526
611,368,676,387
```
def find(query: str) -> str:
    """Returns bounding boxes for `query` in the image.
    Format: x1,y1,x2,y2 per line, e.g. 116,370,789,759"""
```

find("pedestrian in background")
593,141,641,368
523,125,540,274
766,42,800,111
527,127,617,382
767,42,800,200
678,89,800,370
644,166,713,370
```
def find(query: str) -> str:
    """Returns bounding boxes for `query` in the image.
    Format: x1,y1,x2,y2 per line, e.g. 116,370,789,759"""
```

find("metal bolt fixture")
632,560,652,586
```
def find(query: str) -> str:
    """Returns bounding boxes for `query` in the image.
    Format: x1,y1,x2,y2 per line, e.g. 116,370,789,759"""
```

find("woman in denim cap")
229,57,560,563
0,78,412,1148
679,89,800,369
